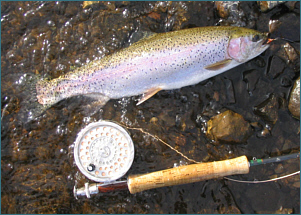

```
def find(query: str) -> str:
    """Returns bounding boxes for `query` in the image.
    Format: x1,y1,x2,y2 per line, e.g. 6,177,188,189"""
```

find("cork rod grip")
127,155,249,194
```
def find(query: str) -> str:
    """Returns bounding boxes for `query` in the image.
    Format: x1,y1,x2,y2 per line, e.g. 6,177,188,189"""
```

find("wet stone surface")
288,77,300,119
1,1,300,214
206,110,253,144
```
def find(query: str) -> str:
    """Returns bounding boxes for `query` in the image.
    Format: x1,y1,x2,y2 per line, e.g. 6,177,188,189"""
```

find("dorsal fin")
125,31,157,47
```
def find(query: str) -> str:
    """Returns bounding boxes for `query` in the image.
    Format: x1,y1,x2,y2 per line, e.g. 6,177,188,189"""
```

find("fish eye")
252,34,261,42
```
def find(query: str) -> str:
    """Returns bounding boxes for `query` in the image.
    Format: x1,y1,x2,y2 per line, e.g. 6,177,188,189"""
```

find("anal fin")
137,87,162,105
78,93,110,116
204,59,232,70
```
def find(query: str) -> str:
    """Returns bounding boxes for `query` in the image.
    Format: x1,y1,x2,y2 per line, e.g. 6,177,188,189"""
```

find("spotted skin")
36,26,269,107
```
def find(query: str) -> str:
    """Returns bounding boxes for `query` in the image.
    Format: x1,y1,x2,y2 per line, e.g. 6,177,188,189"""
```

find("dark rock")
254,94,279,124
266,56,286,79
222,77,235,104
280,75,293,87
243,69,261,96
288,77,300,119
206,110,253,143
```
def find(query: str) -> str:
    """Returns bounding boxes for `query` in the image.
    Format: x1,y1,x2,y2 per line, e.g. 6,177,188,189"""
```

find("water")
1,1,300,213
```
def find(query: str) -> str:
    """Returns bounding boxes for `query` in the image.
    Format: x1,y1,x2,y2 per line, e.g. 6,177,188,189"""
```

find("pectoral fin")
204,59,232,70
137,87,162,105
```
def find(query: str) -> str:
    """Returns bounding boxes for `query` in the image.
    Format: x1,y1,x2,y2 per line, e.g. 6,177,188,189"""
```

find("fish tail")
13,73,51,123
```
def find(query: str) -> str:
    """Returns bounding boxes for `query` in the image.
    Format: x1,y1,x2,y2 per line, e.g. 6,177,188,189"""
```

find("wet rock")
274,163,284,174
266,56,286,79
285,1,299,11
1,194,17,214
215,1,246,27
275,43,300,70
215,1,239,19
275,207,293,214
279,157,300,189
149,116,158,124
249,121,263,130
223,205,242,214
243,69,261,96
257,125,272,138
283,43,300,64
83,1,100,9
258,207,293,214
280,75,293,87
269,13,300,42
288,77,300,119
206,110,253,143
246,185,280,212
10,163,70,213
222,77,235,104
34,146,53,160
258,1,285,12
64,2,81,18
254,94,279,124
168,132,186,146
1,1,300,214
157,111,175,128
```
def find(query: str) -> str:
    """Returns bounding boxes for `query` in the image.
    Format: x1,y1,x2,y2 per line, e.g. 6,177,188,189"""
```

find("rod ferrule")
74,183,99,199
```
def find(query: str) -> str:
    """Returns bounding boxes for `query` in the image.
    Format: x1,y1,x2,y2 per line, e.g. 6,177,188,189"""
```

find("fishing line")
114,121,201,164
224,171,300,184
268,37,299,44
115,122,300,184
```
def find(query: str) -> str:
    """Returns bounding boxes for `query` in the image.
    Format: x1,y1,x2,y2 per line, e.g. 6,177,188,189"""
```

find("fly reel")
74,121,135,182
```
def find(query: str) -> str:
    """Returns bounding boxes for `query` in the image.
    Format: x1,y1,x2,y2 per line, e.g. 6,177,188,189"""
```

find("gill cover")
228,31,269,63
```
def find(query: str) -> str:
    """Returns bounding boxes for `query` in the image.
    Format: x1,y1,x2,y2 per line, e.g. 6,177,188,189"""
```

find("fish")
17,26,270,122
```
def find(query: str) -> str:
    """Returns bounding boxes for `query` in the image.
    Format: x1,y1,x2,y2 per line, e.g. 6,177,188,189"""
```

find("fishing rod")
72,121,299,199
74,152,299,198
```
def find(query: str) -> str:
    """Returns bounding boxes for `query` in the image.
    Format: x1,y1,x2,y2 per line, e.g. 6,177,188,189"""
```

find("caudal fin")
3,73,51,123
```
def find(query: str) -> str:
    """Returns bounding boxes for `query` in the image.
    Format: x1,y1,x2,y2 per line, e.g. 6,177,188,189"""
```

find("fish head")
227,28,270,63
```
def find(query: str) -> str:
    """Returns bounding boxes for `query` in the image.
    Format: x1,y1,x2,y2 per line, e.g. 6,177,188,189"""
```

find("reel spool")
74,121,134,182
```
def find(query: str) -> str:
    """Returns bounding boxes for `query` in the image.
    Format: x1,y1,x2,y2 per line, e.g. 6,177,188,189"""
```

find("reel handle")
128,155,249,194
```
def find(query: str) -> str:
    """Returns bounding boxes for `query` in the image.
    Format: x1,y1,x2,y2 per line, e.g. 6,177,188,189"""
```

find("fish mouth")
262,32,274,45
255,38,270,55
263,38,274,45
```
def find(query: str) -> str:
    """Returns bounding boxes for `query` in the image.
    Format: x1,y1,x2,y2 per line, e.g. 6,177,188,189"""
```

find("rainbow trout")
19,26,270,122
